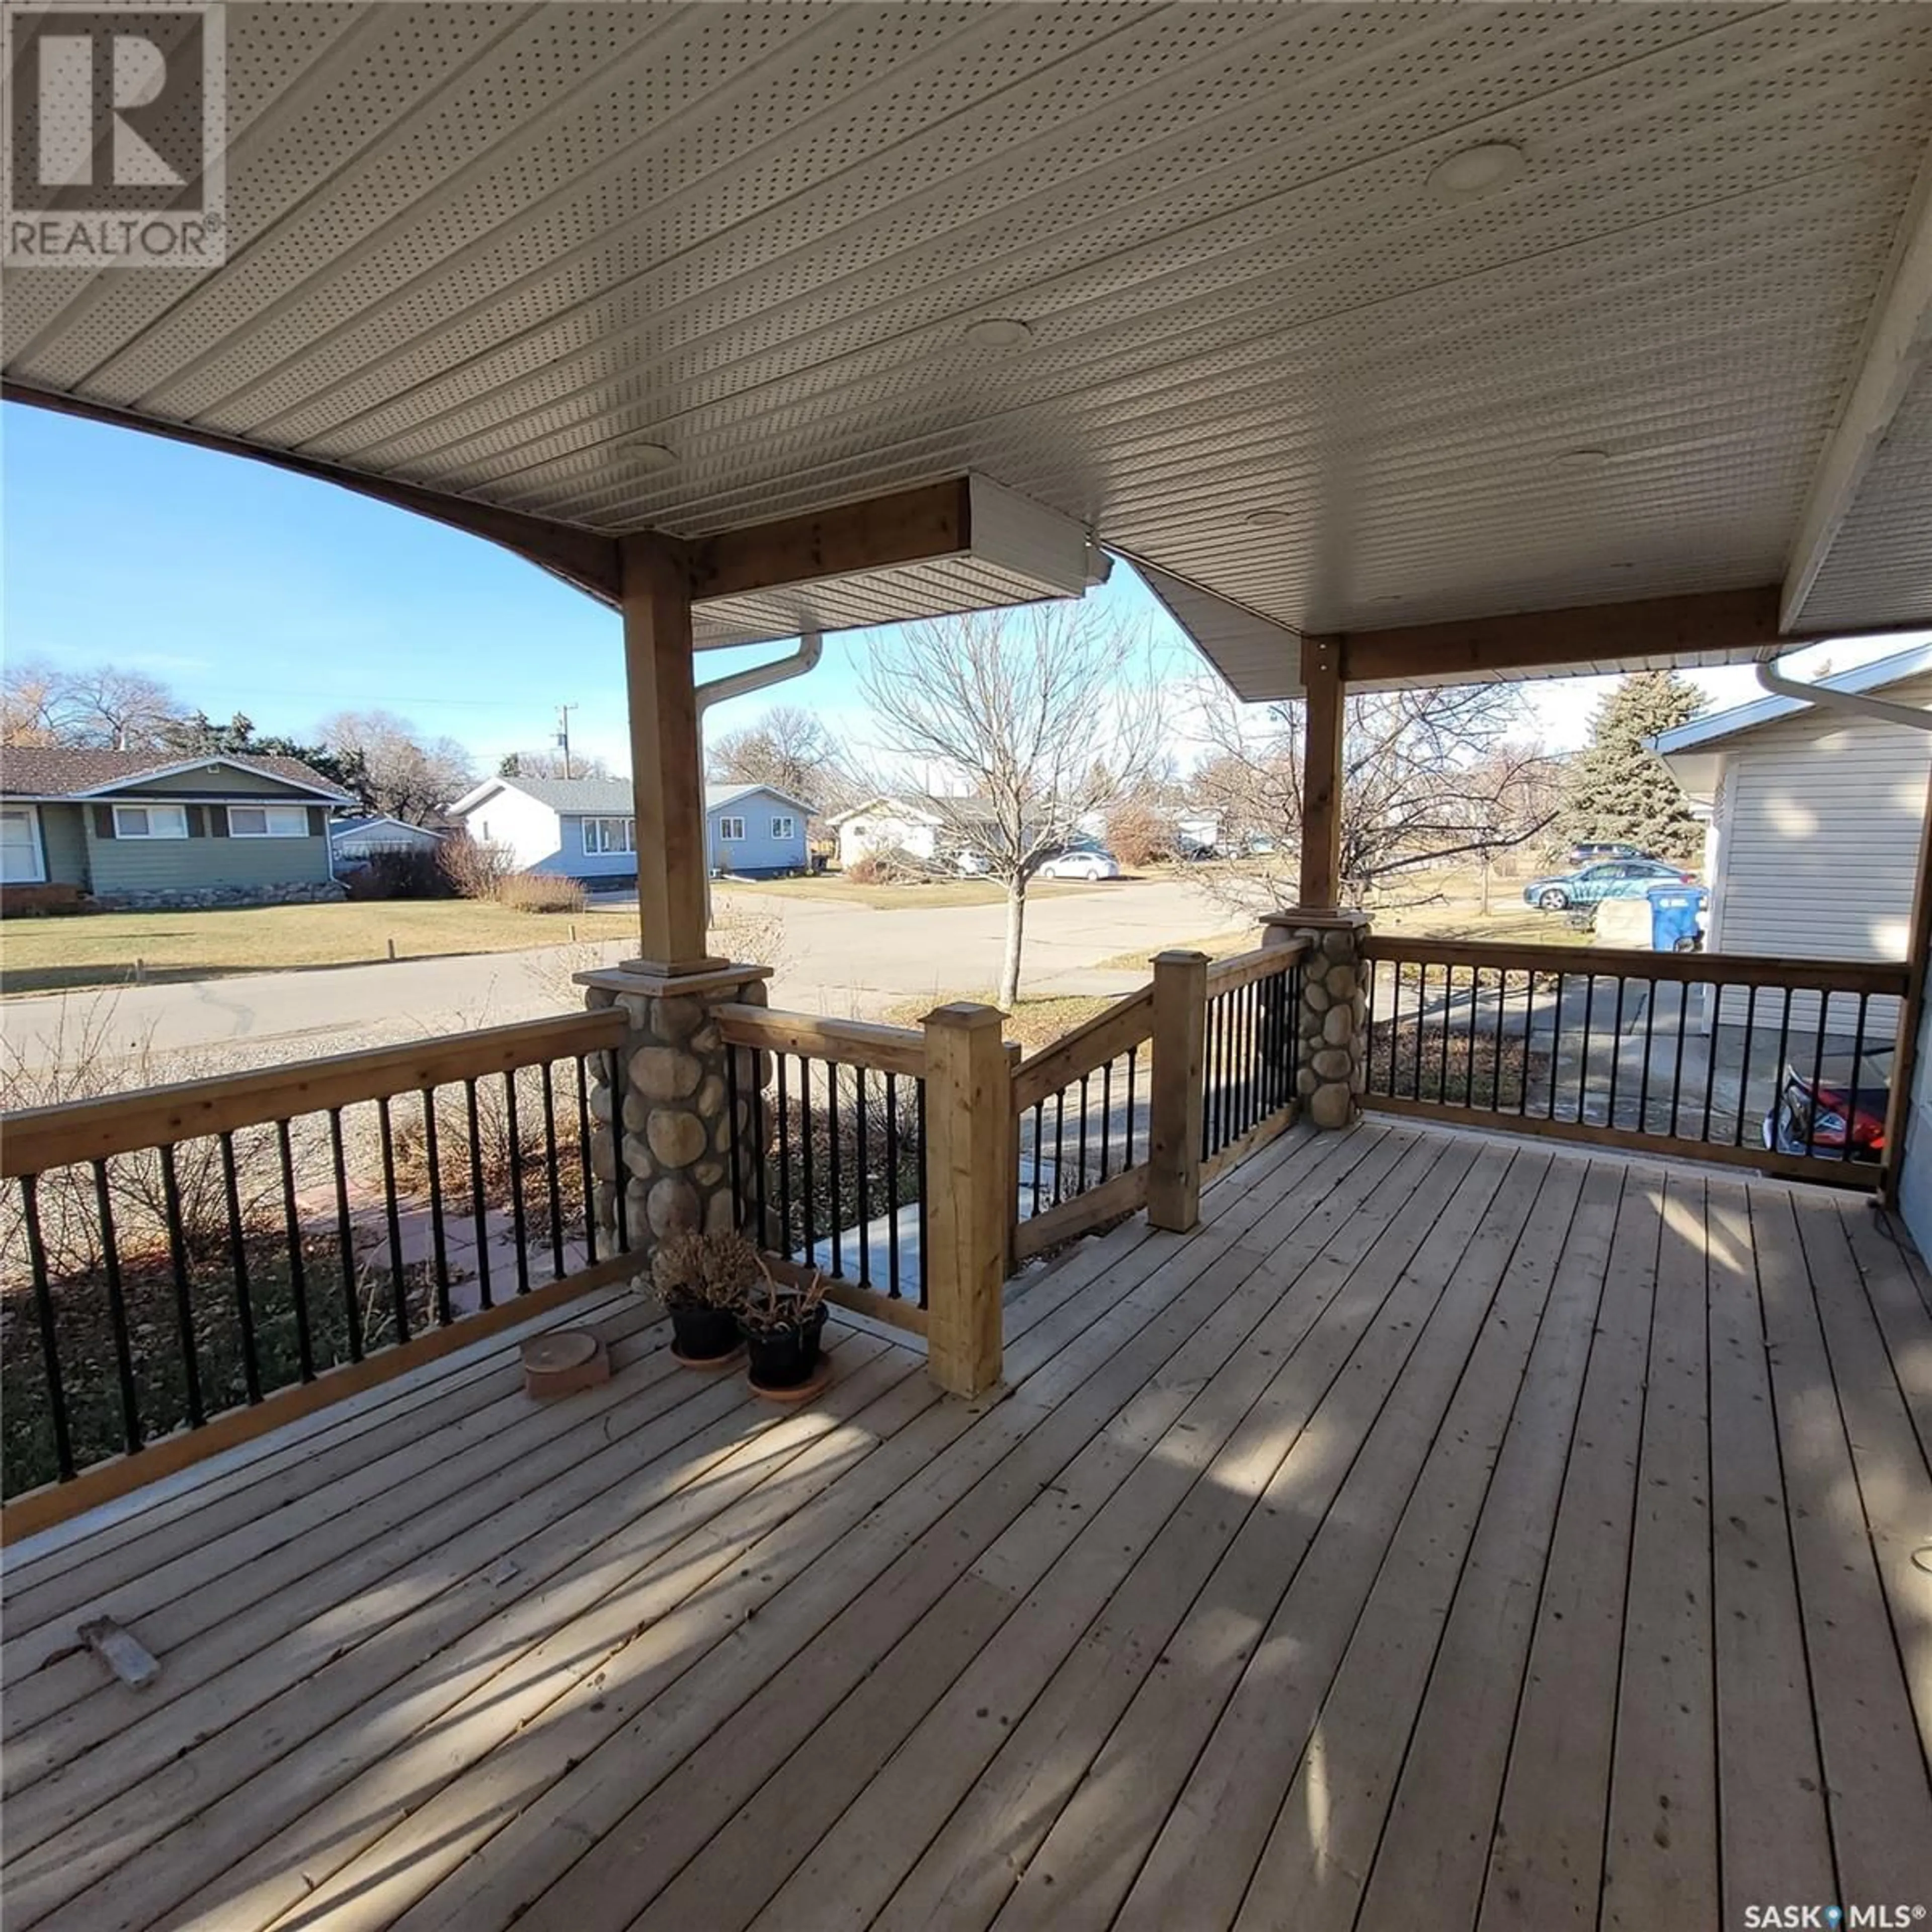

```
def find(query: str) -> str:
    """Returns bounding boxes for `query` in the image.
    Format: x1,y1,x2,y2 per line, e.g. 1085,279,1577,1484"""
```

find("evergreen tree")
1555,671,1704,861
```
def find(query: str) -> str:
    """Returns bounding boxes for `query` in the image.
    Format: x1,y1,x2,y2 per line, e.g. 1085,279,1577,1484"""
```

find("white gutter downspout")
694,631,824,911
1754,650,1932,733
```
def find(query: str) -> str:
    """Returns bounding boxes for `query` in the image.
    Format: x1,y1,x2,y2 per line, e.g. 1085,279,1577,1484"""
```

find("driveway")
1,875,1236,1074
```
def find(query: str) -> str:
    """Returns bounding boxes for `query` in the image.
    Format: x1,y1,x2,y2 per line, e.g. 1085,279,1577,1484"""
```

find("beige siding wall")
1709,672,1932,1033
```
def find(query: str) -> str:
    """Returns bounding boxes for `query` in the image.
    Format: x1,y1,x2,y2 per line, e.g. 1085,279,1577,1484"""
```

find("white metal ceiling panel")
6,2,1931,674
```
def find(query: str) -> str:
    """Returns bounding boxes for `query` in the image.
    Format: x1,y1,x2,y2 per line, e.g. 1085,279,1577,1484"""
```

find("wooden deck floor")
5,1118,1931,1932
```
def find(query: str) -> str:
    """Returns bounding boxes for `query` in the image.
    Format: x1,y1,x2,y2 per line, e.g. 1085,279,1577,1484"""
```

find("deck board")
4,1119,1929,1932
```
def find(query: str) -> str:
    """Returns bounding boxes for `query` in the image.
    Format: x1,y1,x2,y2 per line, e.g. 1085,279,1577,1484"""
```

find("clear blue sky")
3,400,1906,771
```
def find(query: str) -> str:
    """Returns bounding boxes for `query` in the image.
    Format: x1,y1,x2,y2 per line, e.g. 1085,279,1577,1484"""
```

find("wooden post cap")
521,1329,610,1398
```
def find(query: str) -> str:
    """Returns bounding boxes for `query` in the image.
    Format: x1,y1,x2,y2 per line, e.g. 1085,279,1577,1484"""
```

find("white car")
1035,847,1121,882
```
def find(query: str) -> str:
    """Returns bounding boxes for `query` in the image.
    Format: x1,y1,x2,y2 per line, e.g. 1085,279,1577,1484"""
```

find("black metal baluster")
423,1087,454,1321
916,1081,930,1309
1287,961,1304,1100
1078,1072,1092,1193
1365,956,1380,1096
1701,978,1724,1144
464,1078,493,1310
220,1131,262,1403
1438,964,1455,1103
1606,978,1627,1130
884,1071,901,1300
1772,987,1794,1152
608,1049,630,1254
328,1108,363,1363
1668,977,1693,1140
1124,1046,1138,1166
775,1053,794,1258
504,1072,530,1296
91,1161,142,1454
1466,965,1485,1110
1847,994,1872,1168
1099,1060,1114,1181
541,1064,567,1277
752,1050,771,1254
1637,977,1657,1135
1577,976,1597,1124
1518,969,1534,1118
376,1098,410,1340
274,1121,316,1381
1735,988,1760,1148
1803,985,1832,1161
20,1174,73,1481
1055,1088,1067,1203
856,1065,872,1287
1412,964,1429,1101
1030,1099,1046,1214
574,1056,599,1267
1246,979,1261,1130
158,1145,203,1428
801,1058,819,1268
828,1060,844,1278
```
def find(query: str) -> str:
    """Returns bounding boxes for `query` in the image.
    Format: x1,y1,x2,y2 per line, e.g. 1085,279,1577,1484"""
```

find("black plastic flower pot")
742,1304,829,1391
669,1303,741,1364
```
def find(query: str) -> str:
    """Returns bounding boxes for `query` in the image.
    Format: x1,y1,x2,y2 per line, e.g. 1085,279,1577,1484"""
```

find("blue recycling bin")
1645,884,1707,952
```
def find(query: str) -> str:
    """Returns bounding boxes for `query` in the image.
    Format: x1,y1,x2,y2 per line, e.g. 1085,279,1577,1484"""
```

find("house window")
718,816,746,842
583,817,635,854
771,815,796,840
112,804,189,839
227,804,310,838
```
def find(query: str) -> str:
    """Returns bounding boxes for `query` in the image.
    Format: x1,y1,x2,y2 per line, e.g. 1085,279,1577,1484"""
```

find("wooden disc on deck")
522,1329,610,1398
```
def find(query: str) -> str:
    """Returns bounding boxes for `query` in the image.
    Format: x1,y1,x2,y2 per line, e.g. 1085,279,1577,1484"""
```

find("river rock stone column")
1265,908,1371,1131
578,961,774,1269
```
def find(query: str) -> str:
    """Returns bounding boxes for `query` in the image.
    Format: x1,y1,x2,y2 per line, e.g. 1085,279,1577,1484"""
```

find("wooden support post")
619,532,712,973
1882,784,1932,1206
1147,949,1208,1231
1299,635,1344,910
921,1002,1011,1397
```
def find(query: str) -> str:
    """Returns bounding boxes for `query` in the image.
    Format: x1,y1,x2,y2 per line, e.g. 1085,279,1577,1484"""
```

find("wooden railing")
1360,935,1909,1186
1012,985,1155,1260
715,1005,931,1329
1201,942,1306,1182
1,1010,634,1537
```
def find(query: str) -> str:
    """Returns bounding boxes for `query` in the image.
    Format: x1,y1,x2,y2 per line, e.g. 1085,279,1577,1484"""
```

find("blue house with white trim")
448,775,812,881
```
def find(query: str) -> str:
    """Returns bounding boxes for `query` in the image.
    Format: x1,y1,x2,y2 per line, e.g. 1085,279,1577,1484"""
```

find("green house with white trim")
0,749,356,910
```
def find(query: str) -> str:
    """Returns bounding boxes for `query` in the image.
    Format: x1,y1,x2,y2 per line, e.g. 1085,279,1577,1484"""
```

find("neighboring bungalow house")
1653,643,1932,1032
826,796,948,870
447,775,812,880
330,815,444,865
0,749,355,909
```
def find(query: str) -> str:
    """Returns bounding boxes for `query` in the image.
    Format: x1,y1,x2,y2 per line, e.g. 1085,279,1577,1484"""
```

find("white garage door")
1,807,44,883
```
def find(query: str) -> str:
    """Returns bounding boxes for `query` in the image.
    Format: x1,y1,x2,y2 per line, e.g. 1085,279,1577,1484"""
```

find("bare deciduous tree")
861,605,1162,1009
498,748,614,780
1191,679,1558,910
317,708,475,825
3,660,184,749
707,702,848,808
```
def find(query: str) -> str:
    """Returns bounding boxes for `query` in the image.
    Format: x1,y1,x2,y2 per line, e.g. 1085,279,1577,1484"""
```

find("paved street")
0,875,1233,1074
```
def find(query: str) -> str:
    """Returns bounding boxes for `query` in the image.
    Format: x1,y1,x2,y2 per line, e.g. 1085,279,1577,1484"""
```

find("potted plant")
737,1261,831,1397
653,1230,759,1366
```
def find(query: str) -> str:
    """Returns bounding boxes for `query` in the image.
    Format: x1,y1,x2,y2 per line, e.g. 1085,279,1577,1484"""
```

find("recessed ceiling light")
1551,447,1613,472
615,438,678,470
1427,141,1526,204
964,316,1033,350
1244,507,1294,528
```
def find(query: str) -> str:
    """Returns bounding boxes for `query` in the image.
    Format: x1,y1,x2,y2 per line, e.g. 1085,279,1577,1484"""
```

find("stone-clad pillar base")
578,960,773,1266
1264,908,1371,1131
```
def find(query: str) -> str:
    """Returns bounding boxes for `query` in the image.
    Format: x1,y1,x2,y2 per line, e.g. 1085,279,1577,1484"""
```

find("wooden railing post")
1148,950,1209,1231
921,1002,1011,1397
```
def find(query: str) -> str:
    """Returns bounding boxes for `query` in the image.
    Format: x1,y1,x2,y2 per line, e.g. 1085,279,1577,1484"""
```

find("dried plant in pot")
653,1230,759,1365
737,1260,831,1395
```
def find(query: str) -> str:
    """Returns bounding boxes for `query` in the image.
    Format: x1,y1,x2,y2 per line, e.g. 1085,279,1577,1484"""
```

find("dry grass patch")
883,990,1125,1054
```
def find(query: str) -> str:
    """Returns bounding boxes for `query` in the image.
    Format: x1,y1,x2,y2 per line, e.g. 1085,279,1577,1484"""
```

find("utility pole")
555,703,578,780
